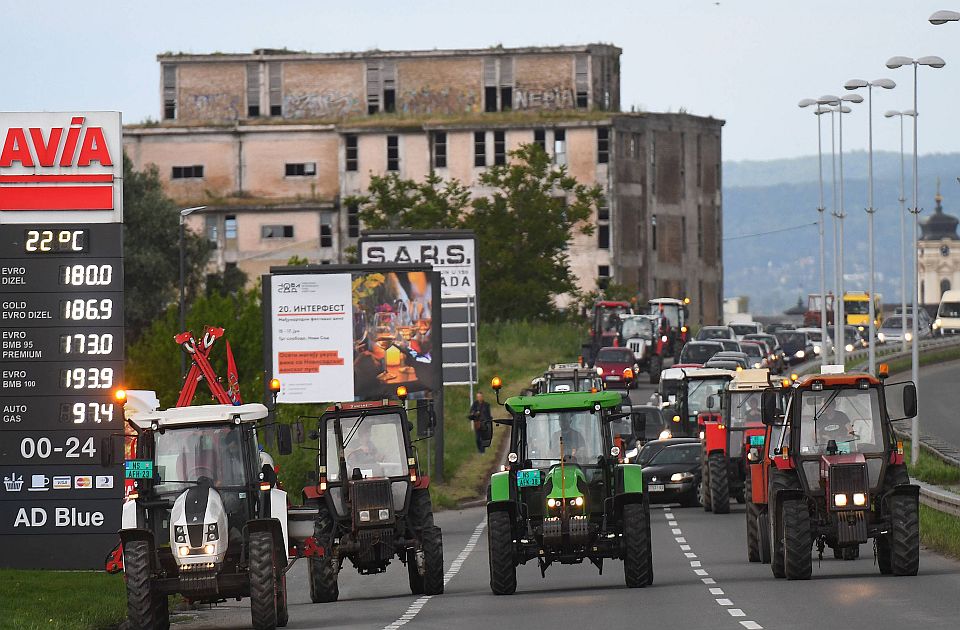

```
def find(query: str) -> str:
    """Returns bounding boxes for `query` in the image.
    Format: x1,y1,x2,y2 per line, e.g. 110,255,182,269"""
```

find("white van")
935,290,960,335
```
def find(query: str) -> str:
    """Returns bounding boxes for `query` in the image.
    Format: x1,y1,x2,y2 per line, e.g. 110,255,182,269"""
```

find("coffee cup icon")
29,475,50,491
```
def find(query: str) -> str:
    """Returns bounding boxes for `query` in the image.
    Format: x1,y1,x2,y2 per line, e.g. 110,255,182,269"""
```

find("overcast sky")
3,0,959,162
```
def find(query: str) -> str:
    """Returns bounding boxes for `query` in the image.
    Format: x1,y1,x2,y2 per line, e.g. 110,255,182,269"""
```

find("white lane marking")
702,578,716,584
382,517,486,630
694,569,709,576
676,537,686,543
671,528,682,535
684,552,698,558
690,560,702,567
664,513,674,519
740,622,764,630
709,588,725,595
728,609,746,617
716,598,734,606
668,520,678,526
680,544,691,551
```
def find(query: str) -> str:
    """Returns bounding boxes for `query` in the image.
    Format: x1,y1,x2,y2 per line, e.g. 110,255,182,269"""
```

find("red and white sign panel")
0,112,122,223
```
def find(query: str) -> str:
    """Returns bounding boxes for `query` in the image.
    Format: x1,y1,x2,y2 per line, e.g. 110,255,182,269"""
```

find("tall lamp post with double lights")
844,78,896,376
884,109,916,354
798,99,832,362
818,93,863,365
179,206,207,376
885,55,945,464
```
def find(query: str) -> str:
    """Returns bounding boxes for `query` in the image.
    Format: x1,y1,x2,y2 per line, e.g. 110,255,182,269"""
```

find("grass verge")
0,570,126,630
919,504,960,559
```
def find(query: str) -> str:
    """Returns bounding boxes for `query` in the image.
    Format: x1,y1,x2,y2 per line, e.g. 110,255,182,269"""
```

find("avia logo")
0,117,112,168
0,115,116,212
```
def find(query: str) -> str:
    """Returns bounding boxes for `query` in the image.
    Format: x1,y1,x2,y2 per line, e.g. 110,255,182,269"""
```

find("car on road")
796,327,833,358
729,321,763,340
739,340,768,369
893,305,934,333
709,351,750,369
638,438,702,507
743,333,785,372
679,340,724,365
696,325,737,342
877,315,932,344
716,338,743,353
775,330,813,365
595,346,641,389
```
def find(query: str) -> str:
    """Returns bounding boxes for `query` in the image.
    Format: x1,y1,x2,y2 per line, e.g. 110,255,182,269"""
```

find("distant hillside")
723,152,960,316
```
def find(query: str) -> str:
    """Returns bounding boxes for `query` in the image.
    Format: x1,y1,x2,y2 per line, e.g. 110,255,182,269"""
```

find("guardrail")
795,334,960,376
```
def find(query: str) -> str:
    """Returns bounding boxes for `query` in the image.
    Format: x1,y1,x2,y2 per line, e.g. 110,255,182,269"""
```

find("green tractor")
484,380,653,594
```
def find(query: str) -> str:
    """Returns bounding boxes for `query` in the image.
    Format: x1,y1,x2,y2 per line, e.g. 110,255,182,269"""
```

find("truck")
485,381,653,594
749,364,920,578
843,291,882,331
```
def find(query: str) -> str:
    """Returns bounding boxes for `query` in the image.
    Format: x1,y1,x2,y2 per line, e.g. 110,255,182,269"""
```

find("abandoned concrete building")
123,43,724,323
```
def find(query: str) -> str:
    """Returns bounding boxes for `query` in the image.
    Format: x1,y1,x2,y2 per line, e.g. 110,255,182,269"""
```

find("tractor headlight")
379,509,390,520
203,544,215,555
359,510,371,522
659,429,672,440
178,545,190,557
853,493,867,506
834,493,848,507
574,496,584,507
547,498,558,508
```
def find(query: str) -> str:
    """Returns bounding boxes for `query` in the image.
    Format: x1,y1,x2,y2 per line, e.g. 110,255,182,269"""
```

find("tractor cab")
582,301,633,365
534,363,603,394
294,391,444,601
485,383,652,593
659,368,735,439
648,297,690,359
618,314,665,383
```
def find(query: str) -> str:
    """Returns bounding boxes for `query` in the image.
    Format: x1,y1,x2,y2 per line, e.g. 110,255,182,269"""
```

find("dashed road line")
382,517,486,630
662,506,765,630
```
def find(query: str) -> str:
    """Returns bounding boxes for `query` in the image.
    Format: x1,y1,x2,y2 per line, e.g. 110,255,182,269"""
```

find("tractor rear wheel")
649,356,662,384
487,511,517,595
123,540,165,630
623,503,652,587
409,488,435,530
407,548,424,595
248,531,279,630
308,506,339,603
746,500,761,562
758,509,771,564
422,526,445,595
782,499,812,580
276,571,289,628
888,494,920,576
708,453,730,514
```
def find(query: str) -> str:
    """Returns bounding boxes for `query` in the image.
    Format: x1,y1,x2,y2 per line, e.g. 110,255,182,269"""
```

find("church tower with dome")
918,179,960,305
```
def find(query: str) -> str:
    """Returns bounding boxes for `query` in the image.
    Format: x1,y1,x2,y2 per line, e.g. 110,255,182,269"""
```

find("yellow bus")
843,291,882,330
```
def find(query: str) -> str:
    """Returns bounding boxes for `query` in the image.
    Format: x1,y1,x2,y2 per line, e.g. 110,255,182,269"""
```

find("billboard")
359,231,478,385
0,112,123,569
264,265,442,404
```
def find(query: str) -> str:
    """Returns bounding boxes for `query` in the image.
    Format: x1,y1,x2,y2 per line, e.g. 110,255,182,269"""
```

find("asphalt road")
912,359,960,450
170,377,960,630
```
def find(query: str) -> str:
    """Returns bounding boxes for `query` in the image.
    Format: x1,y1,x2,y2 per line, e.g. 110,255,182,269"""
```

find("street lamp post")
799,99,832,362
844,78,896,376
884,109,917,354
818,94,863,366
886,55,946,464
179,206,206,377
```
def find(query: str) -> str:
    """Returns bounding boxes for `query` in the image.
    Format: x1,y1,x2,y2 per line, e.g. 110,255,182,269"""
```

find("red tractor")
648,297,690,362
583,300,632,365
699,369,769,515
747,364,920,579
802,293,835,328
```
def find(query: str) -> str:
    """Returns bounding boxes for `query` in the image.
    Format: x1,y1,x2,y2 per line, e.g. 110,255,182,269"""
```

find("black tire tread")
783,499,812,580
623,503,651,587
123,540,160,630
422,525,445,595
249,531,278,630
488,511,517,595
889,494,920,576
746,501,761,562
309,506,339,603
769,471,798,578
709,452,730,514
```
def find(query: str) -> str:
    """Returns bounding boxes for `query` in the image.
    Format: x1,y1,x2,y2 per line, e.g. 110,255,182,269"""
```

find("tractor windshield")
549,376,595,392
650,303,681,328
524,410,604,465
728,391,763,428
798,388,883,455
621,317,654,340
153,425,249,494
327,412,407,481
686,378,729,422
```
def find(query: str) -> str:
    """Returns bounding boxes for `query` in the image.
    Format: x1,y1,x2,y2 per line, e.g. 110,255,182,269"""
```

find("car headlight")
795,350,805,358
753,362,762,368
845,344,854,352
670,472,694,482
662,335,669,342
659,429,672,440
933,319,941,329
597,367,604,376
813,346,821,355
853,493,866,506
905,332,913,342
877,332,886,342
834,493,848,507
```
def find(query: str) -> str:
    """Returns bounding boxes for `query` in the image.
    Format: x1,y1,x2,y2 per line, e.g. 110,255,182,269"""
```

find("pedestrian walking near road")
469,392,493,454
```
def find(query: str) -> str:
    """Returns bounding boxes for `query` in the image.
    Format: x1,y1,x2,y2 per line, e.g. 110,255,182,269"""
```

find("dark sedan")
638,438,702,507
679,340,723,365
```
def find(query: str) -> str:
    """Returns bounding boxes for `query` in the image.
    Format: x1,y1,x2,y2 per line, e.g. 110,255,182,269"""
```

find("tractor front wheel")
888,494,920,576
782,499,812,580
701,461,713,512
248,531,279,630
422,526,445,595
708,453,730,514
758,509,771,564
123,539,166,630
487,511,517,595
746,500,761,562
309,506,339,603
623,503,652,588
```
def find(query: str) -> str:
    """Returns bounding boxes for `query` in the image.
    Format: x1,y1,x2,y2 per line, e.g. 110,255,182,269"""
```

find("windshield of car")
717,339,741,351
740,343,762,359
639,443,701,466
798,388,883,455
698,327,729,340
621,317,654,340
776,332,805,351
804,330,823,342
327,412,407,481
845,300,870,314
153,425,249,494
681,343,721,364
597,348,634,363
844,328,860,343
524,410,604,465
940,302,960,318
686,377,729,420
649,303,680,327
881,316,910,330
730,323,756,336
729,391,763,428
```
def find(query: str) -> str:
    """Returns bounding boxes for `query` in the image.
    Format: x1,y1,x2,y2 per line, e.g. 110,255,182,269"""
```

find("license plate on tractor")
516,469,541,488
125,460,153,479
648,484,665,492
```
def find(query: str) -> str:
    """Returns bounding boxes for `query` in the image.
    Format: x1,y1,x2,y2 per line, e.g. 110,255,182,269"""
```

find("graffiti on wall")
400,87,478,115
284,91,362,119
514,87,576,110
184,94,241,121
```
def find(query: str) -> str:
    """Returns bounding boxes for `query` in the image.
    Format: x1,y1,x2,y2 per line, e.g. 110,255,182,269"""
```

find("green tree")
346,172,470,230
466,143,602,320
122,154,212,342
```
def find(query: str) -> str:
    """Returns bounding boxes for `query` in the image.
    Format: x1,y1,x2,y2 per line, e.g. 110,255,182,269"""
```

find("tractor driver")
553,415,586,462
817,409,857,449
345,425,385,478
